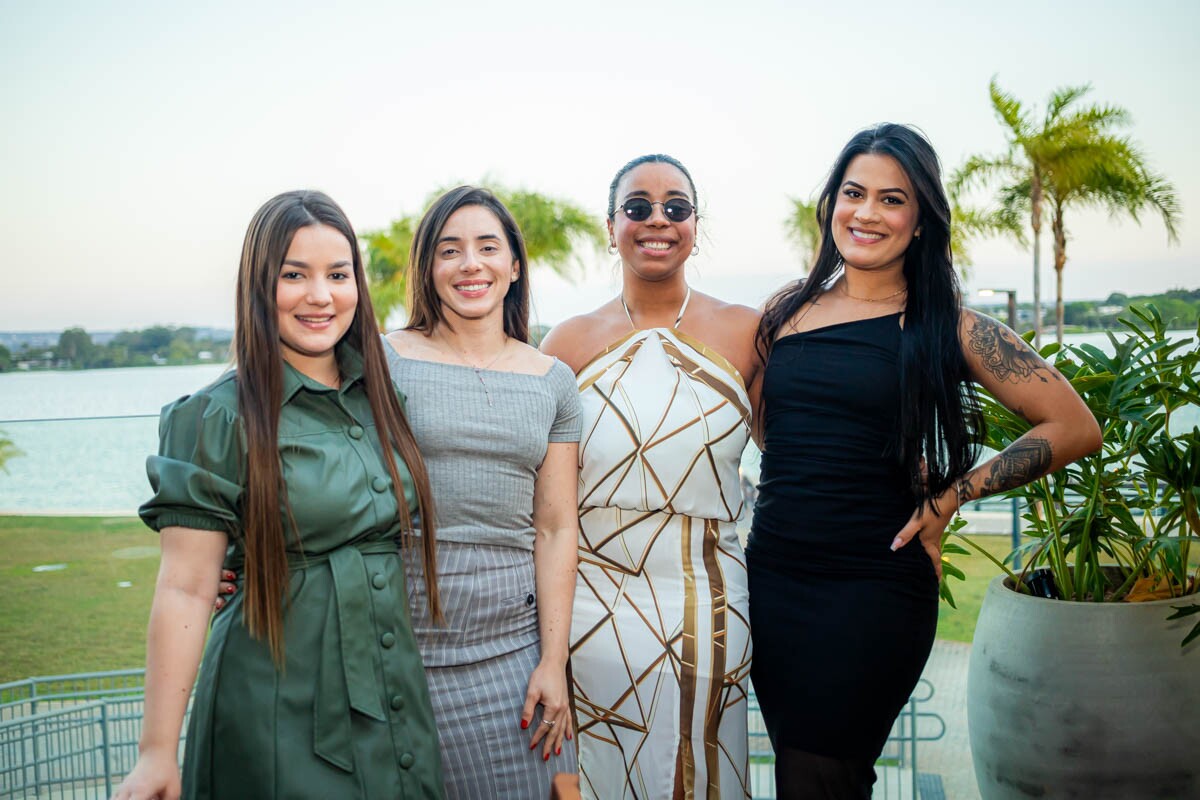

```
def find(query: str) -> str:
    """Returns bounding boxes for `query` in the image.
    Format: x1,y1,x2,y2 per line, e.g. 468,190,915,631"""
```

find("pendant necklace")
621,286,692,330
435,333,509,407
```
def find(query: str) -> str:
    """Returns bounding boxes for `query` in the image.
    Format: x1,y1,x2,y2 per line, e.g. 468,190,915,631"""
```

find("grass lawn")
936,534,1015,643
0,516,1019,682
0,516,160,683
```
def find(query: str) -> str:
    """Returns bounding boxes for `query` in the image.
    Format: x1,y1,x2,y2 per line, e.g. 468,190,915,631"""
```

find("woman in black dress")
747,123,1101,798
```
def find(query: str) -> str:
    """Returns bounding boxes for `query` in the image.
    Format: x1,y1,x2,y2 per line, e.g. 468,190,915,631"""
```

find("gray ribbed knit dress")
384,342,582,799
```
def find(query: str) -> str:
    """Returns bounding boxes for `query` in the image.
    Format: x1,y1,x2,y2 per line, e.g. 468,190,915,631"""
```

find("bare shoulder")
383,328,430,357
508,340,558,375
705,294,761,335
683,292,764,382
540,302,626,374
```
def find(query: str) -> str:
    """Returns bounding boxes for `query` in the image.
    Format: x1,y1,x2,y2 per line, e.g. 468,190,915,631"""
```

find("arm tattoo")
966,314,1059,384
979,436,1053,497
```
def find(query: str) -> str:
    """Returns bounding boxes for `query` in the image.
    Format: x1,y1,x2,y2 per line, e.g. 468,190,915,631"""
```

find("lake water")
0,364,228,513
2,331,1197,514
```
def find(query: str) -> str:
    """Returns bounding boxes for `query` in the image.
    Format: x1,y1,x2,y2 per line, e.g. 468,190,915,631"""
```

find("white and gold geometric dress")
570,326,752,800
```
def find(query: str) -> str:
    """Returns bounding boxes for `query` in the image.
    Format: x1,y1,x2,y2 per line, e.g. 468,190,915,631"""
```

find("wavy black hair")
756,123,981,508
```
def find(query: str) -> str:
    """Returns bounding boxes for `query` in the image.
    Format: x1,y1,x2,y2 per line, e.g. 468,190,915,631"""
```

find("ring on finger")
541,719,555,727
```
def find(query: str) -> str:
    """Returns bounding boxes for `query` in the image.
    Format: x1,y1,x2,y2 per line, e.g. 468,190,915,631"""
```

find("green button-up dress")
140,346,444,799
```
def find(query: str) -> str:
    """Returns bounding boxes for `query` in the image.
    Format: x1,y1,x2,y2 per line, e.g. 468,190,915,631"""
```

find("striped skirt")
407,541,578,799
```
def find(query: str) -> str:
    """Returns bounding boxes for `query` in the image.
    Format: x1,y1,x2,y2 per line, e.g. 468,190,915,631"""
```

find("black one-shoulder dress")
746,313,938,773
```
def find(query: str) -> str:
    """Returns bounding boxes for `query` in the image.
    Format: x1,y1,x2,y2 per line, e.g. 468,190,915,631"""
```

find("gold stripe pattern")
570,329,752,799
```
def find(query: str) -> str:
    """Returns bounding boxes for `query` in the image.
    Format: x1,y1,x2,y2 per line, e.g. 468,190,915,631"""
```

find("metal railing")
0,670,944,800
0,671,187,800
747,678,946,800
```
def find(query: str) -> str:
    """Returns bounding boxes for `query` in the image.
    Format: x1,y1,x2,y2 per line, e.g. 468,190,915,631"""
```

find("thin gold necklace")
620,286,692,330
433,332,509,407
840,281,907,303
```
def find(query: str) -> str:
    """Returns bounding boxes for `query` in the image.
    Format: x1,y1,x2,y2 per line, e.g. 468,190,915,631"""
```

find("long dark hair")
756,123,981,507
405,186,530,343
236,189,440,663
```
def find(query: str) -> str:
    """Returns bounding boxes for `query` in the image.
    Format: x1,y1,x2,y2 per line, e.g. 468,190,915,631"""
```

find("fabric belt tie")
287,539,398,773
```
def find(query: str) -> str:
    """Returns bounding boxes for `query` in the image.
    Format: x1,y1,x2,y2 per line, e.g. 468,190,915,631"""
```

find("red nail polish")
224,585,235,594
555,746,561,756
543,752,549,761
529,742,536,751
520,719,529,730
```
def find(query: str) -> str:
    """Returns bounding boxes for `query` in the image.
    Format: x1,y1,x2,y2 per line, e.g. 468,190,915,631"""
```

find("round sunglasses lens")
623,199,653,221
664,200,693,222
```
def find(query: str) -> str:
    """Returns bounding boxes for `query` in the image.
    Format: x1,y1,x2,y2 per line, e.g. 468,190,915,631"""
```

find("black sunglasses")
615,197,695,223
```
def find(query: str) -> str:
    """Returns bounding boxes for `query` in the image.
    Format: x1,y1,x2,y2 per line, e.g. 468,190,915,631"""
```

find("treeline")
1061,289,1200,331
1,326,231,371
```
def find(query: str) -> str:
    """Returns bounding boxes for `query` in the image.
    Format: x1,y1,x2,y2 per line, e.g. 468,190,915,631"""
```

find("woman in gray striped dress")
381,186,581,798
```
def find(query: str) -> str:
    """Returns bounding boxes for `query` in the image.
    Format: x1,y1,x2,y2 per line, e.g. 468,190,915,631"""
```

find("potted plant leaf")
948,305,1200,799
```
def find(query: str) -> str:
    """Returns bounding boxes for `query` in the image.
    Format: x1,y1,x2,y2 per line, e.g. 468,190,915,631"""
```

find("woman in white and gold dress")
543,154,762,799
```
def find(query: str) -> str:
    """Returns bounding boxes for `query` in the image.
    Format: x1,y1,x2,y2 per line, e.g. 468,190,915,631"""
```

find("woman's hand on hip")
891,495,956,580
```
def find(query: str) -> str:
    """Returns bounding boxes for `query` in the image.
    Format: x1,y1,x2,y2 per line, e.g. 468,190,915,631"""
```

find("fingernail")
215,599,224,610
556,746,561,756
543,752,550,761
521,719,529,730
890,537,902,551
529,741,536,751
224,585,236,594
223,571,235,580
567,731,572,740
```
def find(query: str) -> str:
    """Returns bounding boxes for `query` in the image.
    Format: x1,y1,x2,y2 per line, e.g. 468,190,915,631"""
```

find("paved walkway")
919,639,979,800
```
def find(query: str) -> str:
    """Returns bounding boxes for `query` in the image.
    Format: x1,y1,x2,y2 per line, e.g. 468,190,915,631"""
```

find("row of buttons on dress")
370,567,417,771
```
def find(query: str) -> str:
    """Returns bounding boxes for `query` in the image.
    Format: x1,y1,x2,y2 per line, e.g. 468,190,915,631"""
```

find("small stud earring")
691,244,700,256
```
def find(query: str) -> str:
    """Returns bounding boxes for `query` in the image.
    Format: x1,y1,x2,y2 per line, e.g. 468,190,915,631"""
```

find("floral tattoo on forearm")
961,436,1054,502
966,314,1059,384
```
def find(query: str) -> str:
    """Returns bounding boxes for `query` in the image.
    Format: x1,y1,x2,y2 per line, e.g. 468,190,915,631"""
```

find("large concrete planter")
967,575,1200,799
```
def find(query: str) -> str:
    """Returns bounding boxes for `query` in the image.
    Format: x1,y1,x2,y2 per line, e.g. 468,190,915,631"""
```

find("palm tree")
0,430,22,473
951,79,1135,345
783,196,821,269
366,184,605,328
1044,133,1179,341
364,215,418,329
951,197,1025,277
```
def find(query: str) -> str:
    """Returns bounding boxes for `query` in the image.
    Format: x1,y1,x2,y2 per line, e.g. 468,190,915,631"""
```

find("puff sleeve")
138,390,244,536
547,360,582,443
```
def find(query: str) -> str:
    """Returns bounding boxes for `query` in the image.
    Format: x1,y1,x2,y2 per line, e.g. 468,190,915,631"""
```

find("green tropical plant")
365,184,605,328
952,78,1139,346
943,305,1200,645
783,196,821,268
0,430,22,473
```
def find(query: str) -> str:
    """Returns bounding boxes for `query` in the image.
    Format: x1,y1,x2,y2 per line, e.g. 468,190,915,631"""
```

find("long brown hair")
236,190,440,663
404,186,531,343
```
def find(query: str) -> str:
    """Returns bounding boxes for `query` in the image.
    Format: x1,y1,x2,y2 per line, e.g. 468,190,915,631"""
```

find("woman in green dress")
112,190,445,800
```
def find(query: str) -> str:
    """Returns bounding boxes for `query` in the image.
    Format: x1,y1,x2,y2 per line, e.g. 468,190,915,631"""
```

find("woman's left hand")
521,658,572,761
891,495,956,580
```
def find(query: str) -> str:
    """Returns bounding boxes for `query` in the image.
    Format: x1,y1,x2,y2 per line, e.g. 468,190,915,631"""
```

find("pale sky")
3,0,1197,332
